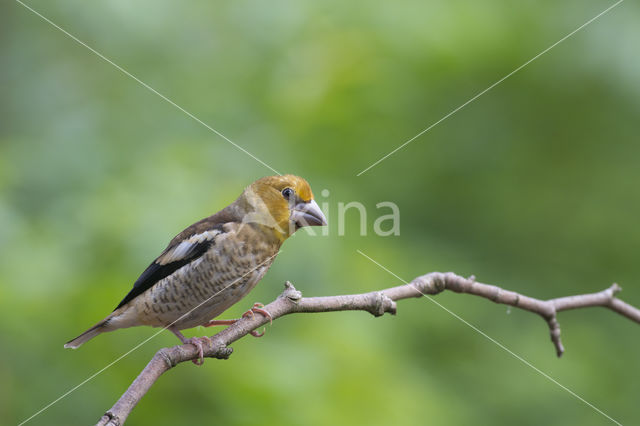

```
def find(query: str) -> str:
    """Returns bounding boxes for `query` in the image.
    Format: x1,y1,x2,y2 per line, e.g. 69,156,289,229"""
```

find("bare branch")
96,273,640,426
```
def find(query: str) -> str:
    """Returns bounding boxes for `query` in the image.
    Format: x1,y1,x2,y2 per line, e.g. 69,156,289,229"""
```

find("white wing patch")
157,229,221,265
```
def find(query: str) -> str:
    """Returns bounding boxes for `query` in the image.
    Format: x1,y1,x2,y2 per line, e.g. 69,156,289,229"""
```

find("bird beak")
291,199,328,227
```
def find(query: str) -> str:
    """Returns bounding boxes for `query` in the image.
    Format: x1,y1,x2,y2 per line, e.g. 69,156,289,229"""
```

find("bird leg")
203,303,272,337
169,326,211,366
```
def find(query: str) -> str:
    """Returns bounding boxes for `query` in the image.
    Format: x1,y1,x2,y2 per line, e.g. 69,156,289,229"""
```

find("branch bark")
96,272,640,426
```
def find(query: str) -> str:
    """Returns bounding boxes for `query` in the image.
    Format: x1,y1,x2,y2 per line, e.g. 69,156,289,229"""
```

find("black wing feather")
114,239,215,310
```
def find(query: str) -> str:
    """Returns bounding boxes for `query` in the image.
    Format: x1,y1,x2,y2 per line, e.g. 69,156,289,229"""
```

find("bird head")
238,175,327,239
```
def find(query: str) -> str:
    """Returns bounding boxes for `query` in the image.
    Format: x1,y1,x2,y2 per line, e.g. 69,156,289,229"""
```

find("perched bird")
64,175,327,364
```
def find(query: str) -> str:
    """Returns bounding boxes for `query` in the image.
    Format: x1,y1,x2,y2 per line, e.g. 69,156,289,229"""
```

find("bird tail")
64,317,112,349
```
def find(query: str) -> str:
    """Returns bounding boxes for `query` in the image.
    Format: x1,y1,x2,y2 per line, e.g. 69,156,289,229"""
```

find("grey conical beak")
291,199,327,227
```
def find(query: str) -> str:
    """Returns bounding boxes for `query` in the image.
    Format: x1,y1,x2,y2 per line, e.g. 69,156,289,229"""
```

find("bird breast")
130,223,280,330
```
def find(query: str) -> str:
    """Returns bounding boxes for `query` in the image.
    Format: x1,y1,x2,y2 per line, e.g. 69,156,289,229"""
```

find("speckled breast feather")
117,222,281,330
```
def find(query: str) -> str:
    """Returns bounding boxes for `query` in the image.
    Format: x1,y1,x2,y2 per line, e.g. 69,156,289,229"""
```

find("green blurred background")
2,0,639,424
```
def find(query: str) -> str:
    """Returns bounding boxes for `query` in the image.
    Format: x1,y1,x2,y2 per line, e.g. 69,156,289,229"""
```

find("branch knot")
281,281,302,303
211,344,233,360
371,292,396,316
610,283,622,297
99,411,121,426
411,273,446,295
157,348,176,369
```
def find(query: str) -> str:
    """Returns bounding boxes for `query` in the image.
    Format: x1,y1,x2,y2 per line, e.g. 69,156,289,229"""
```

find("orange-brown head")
237,175,327,239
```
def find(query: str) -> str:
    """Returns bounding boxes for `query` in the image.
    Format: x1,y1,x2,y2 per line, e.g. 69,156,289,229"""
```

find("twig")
96,273,640,426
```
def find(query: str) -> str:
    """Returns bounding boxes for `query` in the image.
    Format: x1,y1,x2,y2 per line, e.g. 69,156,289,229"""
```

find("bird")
64,174,327,364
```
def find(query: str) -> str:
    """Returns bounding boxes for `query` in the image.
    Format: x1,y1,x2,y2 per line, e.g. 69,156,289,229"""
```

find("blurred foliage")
2,0,639,425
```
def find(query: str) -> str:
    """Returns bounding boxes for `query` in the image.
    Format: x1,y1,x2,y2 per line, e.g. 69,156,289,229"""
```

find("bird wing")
114,218,230,311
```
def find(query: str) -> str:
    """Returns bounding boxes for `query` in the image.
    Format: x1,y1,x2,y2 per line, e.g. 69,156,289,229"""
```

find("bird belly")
132,238,276,330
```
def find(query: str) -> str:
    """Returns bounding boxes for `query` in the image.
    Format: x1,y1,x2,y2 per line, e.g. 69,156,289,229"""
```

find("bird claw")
242,303,272,337
242,303,273,325
184,336,211,365
169,327,211,365
250,329,265,337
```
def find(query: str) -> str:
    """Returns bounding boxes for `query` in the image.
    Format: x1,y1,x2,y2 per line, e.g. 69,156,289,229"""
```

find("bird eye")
282,187,294,200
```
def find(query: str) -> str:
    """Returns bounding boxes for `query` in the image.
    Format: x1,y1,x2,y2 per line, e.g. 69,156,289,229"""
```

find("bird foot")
184,336,212,365
242,303,272,337
169,327,211,365
203,303,272,337
242,303,273,324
